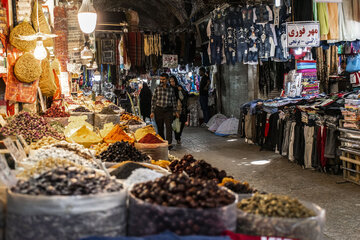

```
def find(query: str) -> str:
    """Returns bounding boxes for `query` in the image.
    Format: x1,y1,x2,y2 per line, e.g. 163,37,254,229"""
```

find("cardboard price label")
3,137,26,162
0,154,17,187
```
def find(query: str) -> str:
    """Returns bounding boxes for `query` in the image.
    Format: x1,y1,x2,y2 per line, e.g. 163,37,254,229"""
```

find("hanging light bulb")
78,0,97,34
34,40,47,60
275,0,281,7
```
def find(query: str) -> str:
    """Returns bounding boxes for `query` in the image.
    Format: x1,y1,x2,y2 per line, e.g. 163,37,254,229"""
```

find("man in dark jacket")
199,67,211,126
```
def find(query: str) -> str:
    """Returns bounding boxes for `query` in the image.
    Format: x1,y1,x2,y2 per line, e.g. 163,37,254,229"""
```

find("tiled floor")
170,127,360,240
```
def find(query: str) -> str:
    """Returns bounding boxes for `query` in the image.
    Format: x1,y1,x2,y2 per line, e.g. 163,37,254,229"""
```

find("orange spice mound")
104,125,134,144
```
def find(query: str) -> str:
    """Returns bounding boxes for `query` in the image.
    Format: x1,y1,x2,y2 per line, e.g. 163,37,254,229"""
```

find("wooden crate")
340,152,360,185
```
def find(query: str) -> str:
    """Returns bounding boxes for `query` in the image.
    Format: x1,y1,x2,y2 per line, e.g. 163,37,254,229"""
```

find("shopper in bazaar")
199,67,211,126
169,75,189,145
150,73,179,148
139,82,152,121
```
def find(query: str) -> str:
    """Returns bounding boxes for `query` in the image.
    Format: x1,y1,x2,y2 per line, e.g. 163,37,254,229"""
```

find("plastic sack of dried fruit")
236,201,325,240
6,190,127,240
134,141,168,161
128,191,237,236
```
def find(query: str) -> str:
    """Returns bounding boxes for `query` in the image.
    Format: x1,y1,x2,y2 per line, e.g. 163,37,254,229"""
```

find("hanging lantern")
81,46,93,59
34,40,47,60
78,0,97,34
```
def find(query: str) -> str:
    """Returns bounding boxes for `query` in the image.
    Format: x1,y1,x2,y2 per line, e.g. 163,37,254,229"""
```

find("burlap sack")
14,53,42,83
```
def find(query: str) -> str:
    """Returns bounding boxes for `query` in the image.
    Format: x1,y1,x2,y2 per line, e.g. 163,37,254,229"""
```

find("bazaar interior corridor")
171,128,360,240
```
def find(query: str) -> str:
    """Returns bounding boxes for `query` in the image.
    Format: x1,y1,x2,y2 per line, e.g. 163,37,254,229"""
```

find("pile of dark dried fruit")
131,173,235,208
224,181,256,194
73,106,91,113
98,141,150,163
12,167,122,196
169,154,227,183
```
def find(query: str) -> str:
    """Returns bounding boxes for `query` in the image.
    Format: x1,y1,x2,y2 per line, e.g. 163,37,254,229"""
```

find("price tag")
17,135,30,154
0,115,6,126
0,154,17,187
3,137,26,162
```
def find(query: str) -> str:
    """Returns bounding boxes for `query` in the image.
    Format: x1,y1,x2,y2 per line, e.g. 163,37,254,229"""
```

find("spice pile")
138,133,164,144
103,125,134,144
12,167,122,195
219,178,256,194
135,125,157,141
43,105,70,118
99,141,150,163
73,106,91,113
99,107,117,115
68,126,102,147
109,105,120,111
30,136,61,150
0,112,65,143
169,154,227,183
132,173,235,208
24,142,99,169
123,168,163,187
151,159,171,168
120,113,141,121
127,119,142,125
238,193,316,218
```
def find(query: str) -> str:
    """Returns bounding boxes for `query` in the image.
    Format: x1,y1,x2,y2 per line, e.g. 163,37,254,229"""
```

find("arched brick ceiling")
93,0,205,30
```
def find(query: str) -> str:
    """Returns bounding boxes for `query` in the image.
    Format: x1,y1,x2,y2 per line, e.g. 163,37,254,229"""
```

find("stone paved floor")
170,127,360,240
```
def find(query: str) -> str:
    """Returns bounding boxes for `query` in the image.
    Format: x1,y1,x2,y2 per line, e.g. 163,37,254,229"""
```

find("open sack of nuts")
7,167,127,240
128,173,237,236
236,193,326,240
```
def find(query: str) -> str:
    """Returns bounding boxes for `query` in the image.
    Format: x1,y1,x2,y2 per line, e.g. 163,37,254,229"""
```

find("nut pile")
43,105,70,118
17,158,88,179
0,112,65,143
30,136,61,150
109,105,120,111
237,193,316,218
169,154,227,183
12,167,122,195
131,173,235,208
120,113,141,121
99,141,150,163
73,106,91,113
25,143,99,169
90,142,110,156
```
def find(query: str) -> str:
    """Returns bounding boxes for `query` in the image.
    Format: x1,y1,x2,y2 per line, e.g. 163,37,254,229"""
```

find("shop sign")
0,154,17,187
286,22,320,48
163,54,178,69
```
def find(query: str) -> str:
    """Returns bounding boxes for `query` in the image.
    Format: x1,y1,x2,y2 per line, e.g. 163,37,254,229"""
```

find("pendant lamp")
34,40,47,60
78,0,97,34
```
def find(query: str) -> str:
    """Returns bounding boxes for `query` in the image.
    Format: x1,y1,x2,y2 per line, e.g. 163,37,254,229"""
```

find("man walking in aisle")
150,73,179,149
199,67,211,127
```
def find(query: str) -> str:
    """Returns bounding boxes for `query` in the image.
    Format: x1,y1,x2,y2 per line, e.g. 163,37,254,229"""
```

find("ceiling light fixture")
34,40,47,60
275,0,281,7
78,0,97,34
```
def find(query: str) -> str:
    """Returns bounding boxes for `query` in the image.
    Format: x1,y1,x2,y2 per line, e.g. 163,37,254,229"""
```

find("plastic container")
134,141,168,160
94,114,121,130
6,189,127,240
128,190,237,236
236,201,325,240
70,112,94,126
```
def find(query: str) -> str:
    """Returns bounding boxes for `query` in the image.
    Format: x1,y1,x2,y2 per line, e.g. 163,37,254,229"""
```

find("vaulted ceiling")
93,0,223,30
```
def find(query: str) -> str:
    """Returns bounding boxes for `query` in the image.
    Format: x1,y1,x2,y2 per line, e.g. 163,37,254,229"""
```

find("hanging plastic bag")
346,54,360,73
172,118,181,133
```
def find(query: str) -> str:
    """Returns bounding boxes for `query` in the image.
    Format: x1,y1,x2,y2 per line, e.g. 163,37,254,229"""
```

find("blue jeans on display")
210,36,223,65
200,95,210,123
237,42,248,62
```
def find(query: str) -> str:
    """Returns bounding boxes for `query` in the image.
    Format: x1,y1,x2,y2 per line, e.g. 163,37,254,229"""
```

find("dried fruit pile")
132,173,235,208
43,105,70,118
0,112,65,143
12,167,122,196
169,154,227,183
73,106,91,113
99,141,149,163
